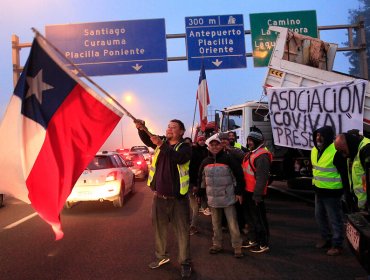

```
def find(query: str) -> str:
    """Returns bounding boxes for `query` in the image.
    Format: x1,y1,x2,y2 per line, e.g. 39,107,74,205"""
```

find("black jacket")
344,133,370,168
137,129,192,197
189,143,208,187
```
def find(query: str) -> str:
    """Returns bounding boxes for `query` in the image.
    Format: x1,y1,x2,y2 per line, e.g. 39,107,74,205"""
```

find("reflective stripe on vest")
147,142,190,195
242,147,272,194
311,143,342,189
350,137,370,209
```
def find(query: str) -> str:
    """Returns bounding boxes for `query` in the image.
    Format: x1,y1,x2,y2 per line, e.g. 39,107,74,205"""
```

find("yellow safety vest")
147,142,190,195
311,143,342,190
349,137,370,209
234,142,242,149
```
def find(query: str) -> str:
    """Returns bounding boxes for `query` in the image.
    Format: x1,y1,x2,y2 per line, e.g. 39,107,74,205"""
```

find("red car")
125,152,149,180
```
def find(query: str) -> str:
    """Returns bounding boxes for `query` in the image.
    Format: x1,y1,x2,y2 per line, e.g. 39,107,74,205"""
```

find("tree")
345,0,370,78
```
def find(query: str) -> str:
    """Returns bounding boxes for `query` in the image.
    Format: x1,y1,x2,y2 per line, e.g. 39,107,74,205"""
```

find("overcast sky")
0,0,361,150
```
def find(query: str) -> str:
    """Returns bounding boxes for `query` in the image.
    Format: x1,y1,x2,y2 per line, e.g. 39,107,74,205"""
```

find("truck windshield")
252,109,269,122
221,109,242,131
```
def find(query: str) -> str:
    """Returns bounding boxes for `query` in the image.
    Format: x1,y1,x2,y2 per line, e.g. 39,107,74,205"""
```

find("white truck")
218,26,370,188
264,26,370,131
219,100,313,188
219,26,370,273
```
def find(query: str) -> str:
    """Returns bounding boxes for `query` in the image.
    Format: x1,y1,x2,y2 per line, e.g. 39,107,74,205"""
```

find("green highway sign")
250,10,317,67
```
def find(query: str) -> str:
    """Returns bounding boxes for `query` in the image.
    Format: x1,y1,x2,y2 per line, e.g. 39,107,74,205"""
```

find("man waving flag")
196,64,210,132
0,33,122,240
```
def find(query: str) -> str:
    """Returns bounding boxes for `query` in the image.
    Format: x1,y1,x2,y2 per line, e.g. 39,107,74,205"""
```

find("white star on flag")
26,70,53,104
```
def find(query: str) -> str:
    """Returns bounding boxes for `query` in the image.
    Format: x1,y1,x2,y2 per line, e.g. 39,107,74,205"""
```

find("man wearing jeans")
242,128,272,253
311,126,349,256
198,136,245,258
135,119,192,278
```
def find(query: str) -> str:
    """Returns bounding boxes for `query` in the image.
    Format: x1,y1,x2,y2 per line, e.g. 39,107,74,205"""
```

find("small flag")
0,34,123,240
196,64,210,131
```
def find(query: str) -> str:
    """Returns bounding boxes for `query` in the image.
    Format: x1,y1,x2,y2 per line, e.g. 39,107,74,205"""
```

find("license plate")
346,222,360,252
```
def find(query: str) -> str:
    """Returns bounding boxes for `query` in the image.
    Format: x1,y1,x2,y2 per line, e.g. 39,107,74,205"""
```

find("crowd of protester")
135,118,369,279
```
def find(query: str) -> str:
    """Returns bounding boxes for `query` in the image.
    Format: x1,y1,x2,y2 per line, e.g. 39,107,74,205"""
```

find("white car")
65,151,135,208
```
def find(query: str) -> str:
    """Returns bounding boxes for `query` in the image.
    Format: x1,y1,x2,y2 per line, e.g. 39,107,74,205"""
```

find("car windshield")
87,156,114,170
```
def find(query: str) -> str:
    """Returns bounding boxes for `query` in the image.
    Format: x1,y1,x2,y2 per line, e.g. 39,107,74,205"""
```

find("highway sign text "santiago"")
185,15,246,71
45,19,168,76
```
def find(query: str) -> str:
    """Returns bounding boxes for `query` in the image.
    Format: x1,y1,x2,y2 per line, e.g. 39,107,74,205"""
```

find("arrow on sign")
212,59,223,67
270,69,283,78
132,64,143,71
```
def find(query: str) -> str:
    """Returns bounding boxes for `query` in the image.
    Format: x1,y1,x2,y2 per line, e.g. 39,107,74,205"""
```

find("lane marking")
3,212,38,229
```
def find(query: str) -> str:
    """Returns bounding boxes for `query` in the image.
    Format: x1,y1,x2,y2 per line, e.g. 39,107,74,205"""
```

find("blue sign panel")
45,19,167,76
185,15,246,71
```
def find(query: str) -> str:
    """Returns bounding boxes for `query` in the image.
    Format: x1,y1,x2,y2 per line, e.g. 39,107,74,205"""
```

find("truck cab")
220,101,272,149
219,100,312,187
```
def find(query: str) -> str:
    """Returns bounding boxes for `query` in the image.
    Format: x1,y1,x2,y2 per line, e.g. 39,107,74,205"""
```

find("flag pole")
191,96,198,140
31,28,153,137
192,59,207,140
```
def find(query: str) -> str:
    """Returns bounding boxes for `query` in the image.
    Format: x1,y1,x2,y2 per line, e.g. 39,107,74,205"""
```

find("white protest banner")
266,79,368,150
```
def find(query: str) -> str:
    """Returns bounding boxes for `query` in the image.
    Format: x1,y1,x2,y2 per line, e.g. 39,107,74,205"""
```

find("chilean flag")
196,64,210,132
0,35,122,239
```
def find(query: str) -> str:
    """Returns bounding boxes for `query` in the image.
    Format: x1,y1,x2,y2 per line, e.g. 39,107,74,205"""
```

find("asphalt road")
0,180,368,280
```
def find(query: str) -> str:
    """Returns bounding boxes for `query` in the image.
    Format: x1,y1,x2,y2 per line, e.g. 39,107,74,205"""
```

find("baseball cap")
206,134,221,145
208,136,221,144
